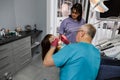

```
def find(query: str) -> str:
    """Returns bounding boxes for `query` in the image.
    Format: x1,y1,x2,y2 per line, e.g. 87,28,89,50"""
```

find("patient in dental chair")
41,34,70,60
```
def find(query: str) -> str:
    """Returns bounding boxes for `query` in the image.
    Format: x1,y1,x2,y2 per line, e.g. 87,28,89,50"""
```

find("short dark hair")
69,3,82,21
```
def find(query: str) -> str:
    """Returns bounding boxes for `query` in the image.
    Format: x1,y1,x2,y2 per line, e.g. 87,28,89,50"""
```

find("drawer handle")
0,56,8,61
21,58,31,65
0,63,10,70
20,52,30,58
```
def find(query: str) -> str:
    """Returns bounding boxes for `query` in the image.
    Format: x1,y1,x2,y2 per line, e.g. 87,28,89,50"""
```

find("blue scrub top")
53,42,100,80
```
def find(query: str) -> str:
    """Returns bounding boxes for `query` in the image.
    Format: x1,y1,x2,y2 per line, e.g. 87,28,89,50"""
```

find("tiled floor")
13,54,59,80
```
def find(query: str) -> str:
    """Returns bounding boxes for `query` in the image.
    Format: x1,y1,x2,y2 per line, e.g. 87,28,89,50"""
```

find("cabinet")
0,43,14,79
13,36,31,72
31,30,42,56
0,36,31,79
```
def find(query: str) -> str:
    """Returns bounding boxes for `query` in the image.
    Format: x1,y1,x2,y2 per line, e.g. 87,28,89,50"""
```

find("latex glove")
61,35,70,44
51,38,59,47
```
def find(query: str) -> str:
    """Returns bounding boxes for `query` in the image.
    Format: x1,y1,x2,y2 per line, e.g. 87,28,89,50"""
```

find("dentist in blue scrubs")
43,24,100,80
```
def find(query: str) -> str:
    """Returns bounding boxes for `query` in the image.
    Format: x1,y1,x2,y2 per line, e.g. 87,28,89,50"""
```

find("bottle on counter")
0,28,6,37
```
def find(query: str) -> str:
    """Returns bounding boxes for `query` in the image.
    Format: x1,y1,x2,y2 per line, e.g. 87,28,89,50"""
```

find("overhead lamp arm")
90,0,109,13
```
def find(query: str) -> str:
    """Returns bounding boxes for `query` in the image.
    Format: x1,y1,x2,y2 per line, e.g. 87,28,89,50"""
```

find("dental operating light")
90,0,109,13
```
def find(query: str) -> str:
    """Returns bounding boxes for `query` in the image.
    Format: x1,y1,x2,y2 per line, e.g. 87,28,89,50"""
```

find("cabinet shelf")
31,42,40,49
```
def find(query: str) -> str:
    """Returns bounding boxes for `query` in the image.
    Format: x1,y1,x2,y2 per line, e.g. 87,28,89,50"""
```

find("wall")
0,0,47,37
14,0,37,26
0,0,16,30
36,0,47,39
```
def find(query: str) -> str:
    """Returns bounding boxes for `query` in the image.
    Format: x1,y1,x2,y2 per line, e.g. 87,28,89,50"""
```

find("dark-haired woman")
41,34,59,60
41,34,69,60
59,3,86,43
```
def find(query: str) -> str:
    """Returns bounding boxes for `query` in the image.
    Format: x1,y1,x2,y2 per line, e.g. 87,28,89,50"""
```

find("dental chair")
96,56,120,80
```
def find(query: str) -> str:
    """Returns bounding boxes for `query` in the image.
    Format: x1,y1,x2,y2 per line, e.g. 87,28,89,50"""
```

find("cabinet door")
0,43,12,59
13,36,31,47
15,50,31,71
0,43,14,78
12,36,32,72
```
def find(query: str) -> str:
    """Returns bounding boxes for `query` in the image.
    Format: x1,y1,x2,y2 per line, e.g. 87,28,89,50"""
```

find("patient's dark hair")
41,34,58,60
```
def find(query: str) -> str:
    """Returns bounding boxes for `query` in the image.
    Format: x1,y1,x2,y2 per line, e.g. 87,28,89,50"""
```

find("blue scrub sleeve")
52,45,71,67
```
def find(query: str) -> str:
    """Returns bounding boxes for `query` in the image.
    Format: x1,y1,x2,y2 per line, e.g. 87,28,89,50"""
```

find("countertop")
0,30,42,45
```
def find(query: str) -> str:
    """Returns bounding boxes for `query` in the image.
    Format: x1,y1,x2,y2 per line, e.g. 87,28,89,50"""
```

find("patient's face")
49,35,56,43
49,35,62,50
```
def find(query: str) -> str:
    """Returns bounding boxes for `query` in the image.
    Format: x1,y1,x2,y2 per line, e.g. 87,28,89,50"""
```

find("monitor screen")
96,0,120,21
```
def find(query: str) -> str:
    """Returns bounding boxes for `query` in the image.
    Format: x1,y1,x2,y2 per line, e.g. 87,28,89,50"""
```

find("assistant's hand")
51,38,59,47
61,35,70,44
